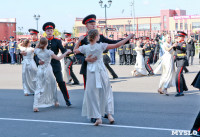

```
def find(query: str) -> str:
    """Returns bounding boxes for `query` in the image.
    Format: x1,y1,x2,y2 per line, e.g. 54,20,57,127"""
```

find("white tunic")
133,47,147,76
79,42,114,119
21,47,37,94
158,42,176,89
33,48,58,108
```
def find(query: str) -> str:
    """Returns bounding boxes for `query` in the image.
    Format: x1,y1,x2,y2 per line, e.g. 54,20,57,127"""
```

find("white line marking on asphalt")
0,117,187,132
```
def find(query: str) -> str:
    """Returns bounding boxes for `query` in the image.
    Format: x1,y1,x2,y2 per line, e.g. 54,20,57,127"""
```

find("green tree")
16,32,24,35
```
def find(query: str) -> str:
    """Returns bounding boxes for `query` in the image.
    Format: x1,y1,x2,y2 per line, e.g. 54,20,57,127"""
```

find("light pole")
18,27,23,34
7,23,13,38
130,0,135,34
33,14,40,31
99,0,112,36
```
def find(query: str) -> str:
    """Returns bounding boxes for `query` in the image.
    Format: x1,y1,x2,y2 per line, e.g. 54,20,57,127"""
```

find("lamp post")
18,27,23,34
99,0,112,36
130,0,135,34
33,14,40,31
7,23,13,38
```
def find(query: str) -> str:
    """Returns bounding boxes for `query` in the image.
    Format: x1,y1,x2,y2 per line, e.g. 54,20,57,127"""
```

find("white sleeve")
78,45,86,54
48,50,54,56
100,42,108,51
34,48,39,54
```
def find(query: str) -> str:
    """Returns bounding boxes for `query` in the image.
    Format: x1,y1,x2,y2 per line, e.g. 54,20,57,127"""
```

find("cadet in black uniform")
118,44,125,65
173,31,188,97
143,37,154,75
124,43,131,65
3,41,9,63
42,22,71,106
187,35,196,65
153,40,160,63
29,29,40,66
63,32,79,85
131,38,137,65
75,14,122,89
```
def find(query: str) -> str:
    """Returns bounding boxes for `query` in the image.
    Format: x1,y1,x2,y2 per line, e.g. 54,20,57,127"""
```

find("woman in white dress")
74,29,134,126
131,41,147,76
33,37,71,112
20,39,37,96
157,34,176,96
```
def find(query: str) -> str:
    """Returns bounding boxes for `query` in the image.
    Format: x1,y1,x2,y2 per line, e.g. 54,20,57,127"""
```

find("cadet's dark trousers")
119,55,125,65
192,111,200,131
3,53,8,63
126,54,131,65
53,71,70,101
0,54,2,63
132,55,136,65
187,50,195,65
144,57,154,74
175,66,188,93
10,52,16,64
16,54,22,64
104,63,118,78
67,58,79,84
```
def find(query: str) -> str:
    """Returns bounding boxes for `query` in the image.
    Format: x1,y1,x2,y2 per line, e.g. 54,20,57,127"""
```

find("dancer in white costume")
131,41,147,76
156,34,176,95
74,29,134,126
33,37,71,112
20,39,37,96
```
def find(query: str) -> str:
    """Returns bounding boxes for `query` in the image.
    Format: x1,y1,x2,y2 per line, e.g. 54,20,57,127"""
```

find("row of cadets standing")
63,32,79,85
118,38,137,65
75,14,119,90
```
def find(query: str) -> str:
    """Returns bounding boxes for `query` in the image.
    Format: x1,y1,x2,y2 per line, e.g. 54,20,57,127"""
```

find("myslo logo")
171,130,197,136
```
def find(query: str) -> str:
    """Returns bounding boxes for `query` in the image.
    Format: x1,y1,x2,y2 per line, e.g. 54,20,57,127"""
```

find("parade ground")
0,58,199,137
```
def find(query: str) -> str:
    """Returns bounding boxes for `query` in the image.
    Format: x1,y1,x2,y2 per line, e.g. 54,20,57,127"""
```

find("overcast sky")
0,0,200,33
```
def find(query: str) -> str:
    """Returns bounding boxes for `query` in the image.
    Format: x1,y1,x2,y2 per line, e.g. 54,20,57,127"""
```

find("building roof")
0,18,16,23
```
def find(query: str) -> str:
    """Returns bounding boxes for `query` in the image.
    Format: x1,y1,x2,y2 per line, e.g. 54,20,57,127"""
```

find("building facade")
0,18,16,40
74,9,200,40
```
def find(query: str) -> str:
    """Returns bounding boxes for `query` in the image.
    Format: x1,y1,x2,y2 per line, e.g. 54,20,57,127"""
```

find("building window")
125,25,133,31
152,23,161,30
192,22,200,29
76,26,87,33
180,23,183,30
113,25,124,31
163,16,167,22
185,23,187,30
164,23,167,29
138,24,150,31
175,23,178,30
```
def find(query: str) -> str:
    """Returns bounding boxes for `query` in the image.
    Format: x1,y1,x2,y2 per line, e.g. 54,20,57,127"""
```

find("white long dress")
33,48,58,108
158,42,176,90
79,42,114,119
21,47,37,94
132,47,147,76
